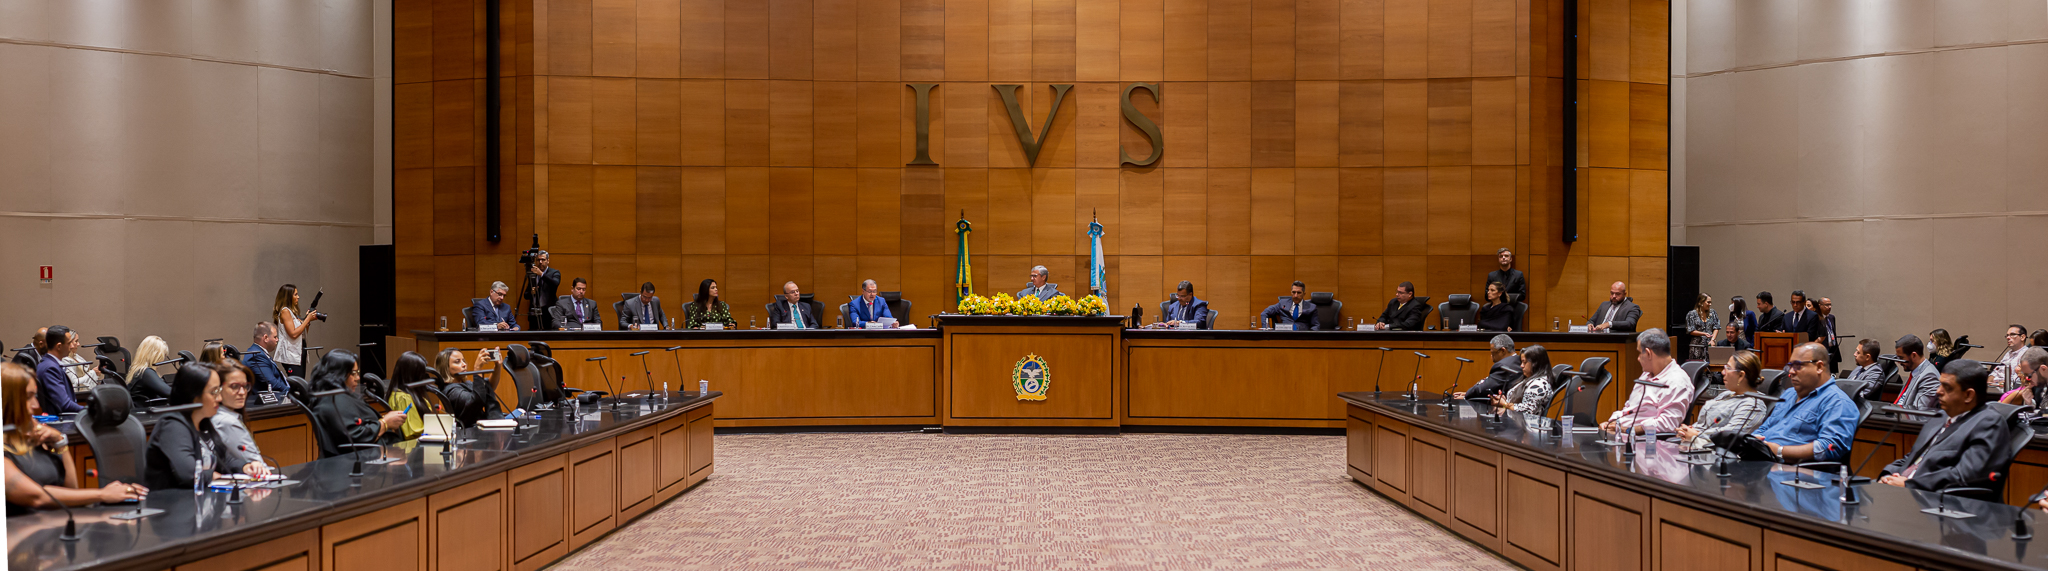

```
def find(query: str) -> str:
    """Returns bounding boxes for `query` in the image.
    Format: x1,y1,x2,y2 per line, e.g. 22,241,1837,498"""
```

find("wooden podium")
937,315,1126,432
1754,332,1808,369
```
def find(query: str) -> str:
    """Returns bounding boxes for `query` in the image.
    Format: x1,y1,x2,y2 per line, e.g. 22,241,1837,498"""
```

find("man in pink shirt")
1601,328,1695,435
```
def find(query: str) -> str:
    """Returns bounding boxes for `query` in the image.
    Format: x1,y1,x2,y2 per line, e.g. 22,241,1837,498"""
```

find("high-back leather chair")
1309,292,1342,331
1438,295,1478,330
1680,361,1713,409
881,292,911,324
1758,369,1786,396
613,300,630,330
74,384,147,485
464,299,489,330
94,336,131,380
1555,357,1613,426
1513,302,1529,331
504,344,545,410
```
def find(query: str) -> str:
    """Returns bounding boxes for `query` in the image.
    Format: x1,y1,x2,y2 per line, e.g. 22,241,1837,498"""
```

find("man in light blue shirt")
1751,343,1861,463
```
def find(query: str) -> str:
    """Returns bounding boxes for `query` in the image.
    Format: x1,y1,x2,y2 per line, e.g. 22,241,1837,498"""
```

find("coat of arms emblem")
1012,353,1050,401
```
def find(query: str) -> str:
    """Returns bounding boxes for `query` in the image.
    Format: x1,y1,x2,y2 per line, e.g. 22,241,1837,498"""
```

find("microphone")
152,356,189,367
1445,357,1475,407
1882,404,1937,416
238,445,283,476
203,338,223,344
1407,352,1430,401
1878,355,1907,364
1851,404,1939,476
664,346,686,398
586,356,617,407
1960,343,1984,349
1371,347,1393,396
1741,392,1783,403
78,342,105,349
58,361,94,368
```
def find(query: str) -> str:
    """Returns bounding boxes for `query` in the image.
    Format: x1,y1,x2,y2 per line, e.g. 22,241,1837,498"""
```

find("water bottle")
194,464,206,495
662,382,670,404
699,379,709,395
1552,318,1560,332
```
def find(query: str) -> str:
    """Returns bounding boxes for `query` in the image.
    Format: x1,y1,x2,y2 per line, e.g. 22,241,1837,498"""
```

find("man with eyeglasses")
1750,343,1860,462
1991,324,2030,395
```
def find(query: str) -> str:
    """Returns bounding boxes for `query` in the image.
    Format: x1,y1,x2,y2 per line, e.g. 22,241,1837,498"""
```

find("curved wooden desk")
9,393,719,571
1344,392,2043,571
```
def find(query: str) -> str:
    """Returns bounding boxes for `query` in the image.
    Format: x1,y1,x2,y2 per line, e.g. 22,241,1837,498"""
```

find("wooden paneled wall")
393,0,1668,333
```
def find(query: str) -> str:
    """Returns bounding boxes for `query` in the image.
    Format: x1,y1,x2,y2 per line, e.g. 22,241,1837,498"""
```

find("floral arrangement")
956,293,1110,316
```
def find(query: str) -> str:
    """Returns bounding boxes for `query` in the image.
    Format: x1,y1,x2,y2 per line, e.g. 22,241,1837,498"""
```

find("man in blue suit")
470,281,520,330
243,322,290,392
1159,281,1210,329
1260,281,1319,331
849,279,897,328
34,325,84,414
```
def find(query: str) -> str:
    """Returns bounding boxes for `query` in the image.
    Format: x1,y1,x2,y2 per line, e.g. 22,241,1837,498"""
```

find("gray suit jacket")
556,296,603,329
1881,405,2013,492
620,296,666,329
1018,283,1063,301
1897,360,1941,411
1591,298,1642,332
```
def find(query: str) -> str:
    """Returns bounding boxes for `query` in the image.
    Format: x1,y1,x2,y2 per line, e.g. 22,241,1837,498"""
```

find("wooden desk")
1122,330,1643,429
937,315,1126,431
411,330,939,428
10,395,719,571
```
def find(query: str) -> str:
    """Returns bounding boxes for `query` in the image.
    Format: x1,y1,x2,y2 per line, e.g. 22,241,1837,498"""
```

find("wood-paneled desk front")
8,393,720,571
935,315,1127,431
1123,330,1643,429
405,329,940,428
1345,392,2045,571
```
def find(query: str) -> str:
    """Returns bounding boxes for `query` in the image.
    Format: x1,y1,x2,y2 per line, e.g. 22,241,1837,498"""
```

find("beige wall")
0,1,383,356
1676,1,2048,349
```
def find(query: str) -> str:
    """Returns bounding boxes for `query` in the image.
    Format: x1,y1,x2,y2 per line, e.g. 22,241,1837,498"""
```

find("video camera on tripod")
515,234,548,328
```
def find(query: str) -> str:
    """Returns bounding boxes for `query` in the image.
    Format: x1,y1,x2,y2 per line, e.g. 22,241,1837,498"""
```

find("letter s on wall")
1119,83,1163,167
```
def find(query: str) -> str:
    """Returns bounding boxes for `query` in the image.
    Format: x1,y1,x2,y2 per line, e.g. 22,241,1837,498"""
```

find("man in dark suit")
767,281,820,328
470,282,520,330
1894,334,1941,411
1485,248,1527,303
1816,296,1841,372
1373,282,1427,331
525,251,561,331
621,282,666,330
1879,360,2015,495
242,322,289,392
1588,282,1641,333
34,325,84,414
1752,291,1785,333
1260,281,1319,331
1780,290,1824,342
555,277,603,330
1455,335,1522,401
1159,281,1210,329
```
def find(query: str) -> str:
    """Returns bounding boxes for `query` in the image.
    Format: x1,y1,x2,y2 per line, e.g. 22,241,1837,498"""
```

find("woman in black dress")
1476,281,1516,331
144,363,260,491
4,362,145,516
308,351,405,458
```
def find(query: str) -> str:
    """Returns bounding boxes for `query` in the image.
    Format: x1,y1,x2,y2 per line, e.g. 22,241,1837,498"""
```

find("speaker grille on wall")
1667,245,1700,349
359,245,395,371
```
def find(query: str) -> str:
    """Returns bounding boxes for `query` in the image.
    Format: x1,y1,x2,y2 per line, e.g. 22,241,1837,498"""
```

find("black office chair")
1538,364,1575,417
1681,361,1714,410
1309,292,1342,331
881,292,911,323
359,373,392,412
1513,302,1529,332
94,336,131,380
1757,369,1786,396
503,344,545,410
547,306,568,329
838,302,853,328
464,299,489,330
1413,297,1434,329
73,384,147,485
1557,358,1613,427
1437,294,1478,330
613,300,630,330
284,382,340,459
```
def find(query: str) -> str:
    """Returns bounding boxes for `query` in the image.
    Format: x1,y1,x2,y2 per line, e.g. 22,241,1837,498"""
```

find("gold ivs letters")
905,83,1163,167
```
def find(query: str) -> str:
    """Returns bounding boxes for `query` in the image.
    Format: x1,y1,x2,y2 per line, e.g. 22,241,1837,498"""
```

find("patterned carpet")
553,433,1515,570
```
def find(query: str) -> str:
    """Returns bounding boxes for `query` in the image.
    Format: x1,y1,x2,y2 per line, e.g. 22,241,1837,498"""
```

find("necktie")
1292,303,1301,330
575,300,584,320
792,303,803,328
643,304,651,325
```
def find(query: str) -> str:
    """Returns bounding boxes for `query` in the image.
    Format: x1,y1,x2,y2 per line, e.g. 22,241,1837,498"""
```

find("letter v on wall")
992,84,1075,167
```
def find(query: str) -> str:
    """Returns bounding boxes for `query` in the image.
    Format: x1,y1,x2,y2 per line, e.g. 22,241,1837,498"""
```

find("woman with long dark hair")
1685,293,1719,362
272,284,322,378
683,278,737,330
1491,346,1557,415
308,351,404,457
386,351,435,439
1476,281,1515,331
144,363,259,490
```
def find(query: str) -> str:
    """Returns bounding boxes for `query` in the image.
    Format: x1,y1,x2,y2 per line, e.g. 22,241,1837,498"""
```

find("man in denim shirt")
1751,343,1860,463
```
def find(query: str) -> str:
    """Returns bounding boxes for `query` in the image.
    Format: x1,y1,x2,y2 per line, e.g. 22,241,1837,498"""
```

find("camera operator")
525,250,560,331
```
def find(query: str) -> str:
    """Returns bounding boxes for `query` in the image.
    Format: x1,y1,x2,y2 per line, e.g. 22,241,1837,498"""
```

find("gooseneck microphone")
1372,348,1393,396
152,356,189,367
1445,357,1475,406
1408,352,1431,401
631,351,655,397
7,424,80,541
585,356,618,408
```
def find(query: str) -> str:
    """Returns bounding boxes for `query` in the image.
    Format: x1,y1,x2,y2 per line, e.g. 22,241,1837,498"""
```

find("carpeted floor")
552,433,1516,570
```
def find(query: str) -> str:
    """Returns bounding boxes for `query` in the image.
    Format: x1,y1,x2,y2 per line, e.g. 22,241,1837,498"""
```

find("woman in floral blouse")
683,279,737,330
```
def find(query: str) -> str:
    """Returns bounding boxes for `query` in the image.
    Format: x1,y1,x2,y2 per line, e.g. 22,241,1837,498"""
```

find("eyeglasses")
226,383,250,393
2010,332,2027,337
1784,359,1815,372
208,385,224,397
